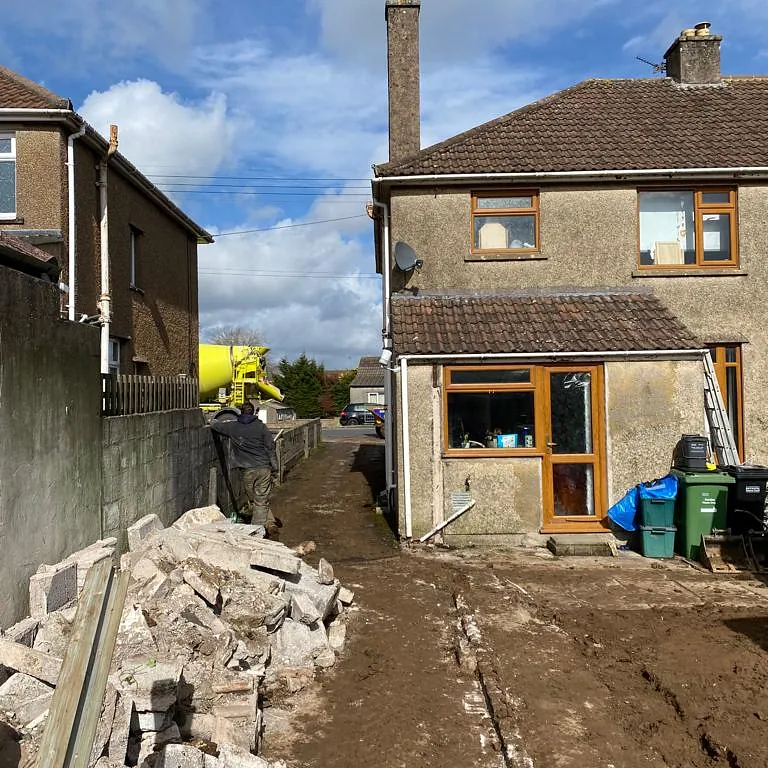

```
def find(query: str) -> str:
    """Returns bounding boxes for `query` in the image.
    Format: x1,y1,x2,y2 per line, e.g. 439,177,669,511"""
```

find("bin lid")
670,468,735,484
723,464,768,479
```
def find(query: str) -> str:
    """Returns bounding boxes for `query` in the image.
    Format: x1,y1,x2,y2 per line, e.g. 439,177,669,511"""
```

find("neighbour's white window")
0,133,16,219
367,392,380,404
108,338,120,374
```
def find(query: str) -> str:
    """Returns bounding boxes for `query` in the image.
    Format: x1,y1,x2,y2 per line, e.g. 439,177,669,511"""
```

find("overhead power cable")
159,188,368,198
212,214,369,237
144,170,371,182
199,269,380,279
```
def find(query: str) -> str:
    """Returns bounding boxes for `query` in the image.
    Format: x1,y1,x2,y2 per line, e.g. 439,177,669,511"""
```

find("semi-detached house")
0,65,212,376
372,1,768,543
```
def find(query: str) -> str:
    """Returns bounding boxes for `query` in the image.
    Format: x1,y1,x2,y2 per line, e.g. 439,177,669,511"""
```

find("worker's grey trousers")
239,467,275,525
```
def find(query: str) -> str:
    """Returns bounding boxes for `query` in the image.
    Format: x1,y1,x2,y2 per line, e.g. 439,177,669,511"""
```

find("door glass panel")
726,367,738,437
553,464,595,517
550,372,592,454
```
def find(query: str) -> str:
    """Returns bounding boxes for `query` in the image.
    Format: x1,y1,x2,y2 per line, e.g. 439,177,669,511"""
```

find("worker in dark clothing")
209,402,282,536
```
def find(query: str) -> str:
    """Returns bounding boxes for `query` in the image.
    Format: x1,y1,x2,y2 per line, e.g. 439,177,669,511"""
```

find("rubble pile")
0,505,354,768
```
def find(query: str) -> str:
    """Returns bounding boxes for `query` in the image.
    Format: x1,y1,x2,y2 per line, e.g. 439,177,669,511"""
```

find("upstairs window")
471,191,539,254
638,188,737,268
0,133,16,219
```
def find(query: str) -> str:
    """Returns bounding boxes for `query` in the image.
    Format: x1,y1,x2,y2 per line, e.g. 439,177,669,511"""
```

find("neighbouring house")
349,356,386,405
0,65,212,376
372,3,767,543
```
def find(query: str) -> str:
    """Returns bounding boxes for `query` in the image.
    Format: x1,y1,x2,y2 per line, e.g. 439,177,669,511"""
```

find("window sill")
632,268,746,278
465,252,546,262
444,449,542,459
0,217,24,225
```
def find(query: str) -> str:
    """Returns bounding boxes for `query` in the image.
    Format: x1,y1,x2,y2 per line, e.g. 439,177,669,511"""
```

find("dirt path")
263,435,768,768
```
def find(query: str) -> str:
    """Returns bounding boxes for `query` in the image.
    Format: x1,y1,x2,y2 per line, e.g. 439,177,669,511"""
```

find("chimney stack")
385,0,421,163
663,22,722,84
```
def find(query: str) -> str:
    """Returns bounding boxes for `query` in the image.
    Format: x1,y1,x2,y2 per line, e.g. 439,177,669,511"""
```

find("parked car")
339,403,376,426
372,407,386,438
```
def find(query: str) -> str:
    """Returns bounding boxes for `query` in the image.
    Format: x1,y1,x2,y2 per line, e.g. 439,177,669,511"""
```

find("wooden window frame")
443,365,542,457
637,187,738,270
470,190,540,255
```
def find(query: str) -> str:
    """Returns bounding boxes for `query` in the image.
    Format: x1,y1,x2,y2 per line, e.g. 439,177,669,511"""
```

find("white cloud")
310,0,620,67
198,215,380,369
78,80,240,177
5,0,210,67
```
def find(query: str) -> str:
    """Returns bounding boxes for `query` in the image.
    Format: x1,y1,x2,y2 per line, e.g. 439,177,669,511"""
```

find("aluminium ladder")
703,351,740,467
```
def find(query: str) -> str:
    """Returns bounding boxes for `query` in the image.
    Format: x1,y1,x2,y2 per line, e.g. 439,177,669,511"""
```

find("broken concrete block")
271,618,329,667
289,592,321,626
112,606,158,667
211,715,252,753
108,693,134,765
118,660,181,711
172,505,227,532
153,528,198,563
328,620,347,652
217,744,270,768
203,755,221,768
263,665,314,697
33,611,73,659
220,587,289,638
90,683,118,766
338,586,354,605
0,673,54,727
128,514,165,552
317,558,334,585
0,637,61,686
313,646,336,669
282,562,340,621
0,617,39,686
157,744,205,768
182,563,221,607
29,561,77,618
137,723,181,766
136,710,174,732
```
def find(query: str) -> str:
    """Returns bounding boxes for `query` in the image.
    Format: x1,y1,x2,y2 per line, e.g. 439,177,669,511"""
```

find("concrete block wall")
0,266,103,629
101,409,225,550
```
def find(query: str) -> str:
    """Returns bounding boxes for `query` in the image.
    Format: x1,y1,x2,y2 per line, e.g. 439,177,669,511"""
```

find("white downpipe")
401,357,412,539
67,125,86,321
372,200,396,491
99,127,118,374
374,166,768,185
419,500,476,543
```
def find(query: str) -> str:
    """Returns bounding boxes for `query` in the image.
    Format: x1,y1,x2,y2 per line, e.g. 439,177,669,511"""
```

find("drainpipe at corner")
370,199,396,496
99,125,118,374
66,123,86,321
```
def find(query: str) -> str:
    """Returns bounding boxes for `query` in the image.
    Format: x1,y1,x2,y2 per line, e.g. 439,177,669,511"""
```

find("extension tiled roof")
390,289,700,355
357,356,381,368
375,77,768,177
0,65,71,109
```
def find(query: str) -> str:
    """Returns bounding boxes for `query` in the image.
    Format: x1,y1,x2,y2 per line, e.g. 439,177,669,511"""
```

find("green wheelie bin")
670,468,734,561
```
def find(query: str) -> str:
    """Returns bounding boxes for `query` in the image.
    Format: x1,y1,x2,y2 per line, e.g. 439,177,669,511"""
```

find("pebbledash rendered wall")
101,409,226,552
0,266,102,628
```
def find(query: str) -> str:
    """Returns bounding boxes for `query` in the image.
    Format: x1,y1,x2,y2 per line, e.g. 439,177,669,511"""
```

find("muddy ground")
265,432,768,768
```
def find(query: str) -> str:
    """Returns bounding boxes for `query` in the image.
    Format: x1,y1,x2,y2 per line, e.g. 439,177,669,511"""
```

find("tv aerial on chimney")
394,241,423,272
636,55,666,74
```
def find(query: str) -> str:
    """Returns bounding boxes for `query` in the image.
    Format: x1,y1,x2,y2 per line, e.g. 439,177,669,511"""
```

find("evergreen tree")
331,370,357,413
273,354,325,419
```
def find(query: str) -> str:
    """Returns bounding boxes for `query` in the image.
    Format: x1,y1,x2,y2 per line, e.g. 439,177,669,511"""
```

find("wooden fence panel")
101,374,198,416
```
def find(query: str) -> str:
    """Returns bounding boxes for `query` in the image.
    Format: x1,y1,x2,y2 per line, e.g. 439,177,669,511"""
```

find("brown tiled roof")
376,77,768,176
357,356,381,368
0,65,71,109
350,368,385,388
391,289,700,354
0,232,59,277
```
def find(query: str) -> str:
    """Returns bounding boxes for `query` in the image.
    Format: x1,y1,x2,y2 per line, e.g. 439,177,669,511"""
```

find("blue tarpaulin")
608,475,678,532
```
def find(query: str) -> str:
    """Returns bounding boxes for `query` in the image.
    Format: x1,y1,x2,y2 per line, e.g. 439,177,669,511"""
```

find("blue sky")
2,0,768,369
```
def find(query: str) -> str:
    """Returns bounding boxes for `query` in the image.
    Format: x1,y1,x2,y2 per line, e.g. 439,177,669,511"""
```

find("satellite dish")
394,241,423,272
